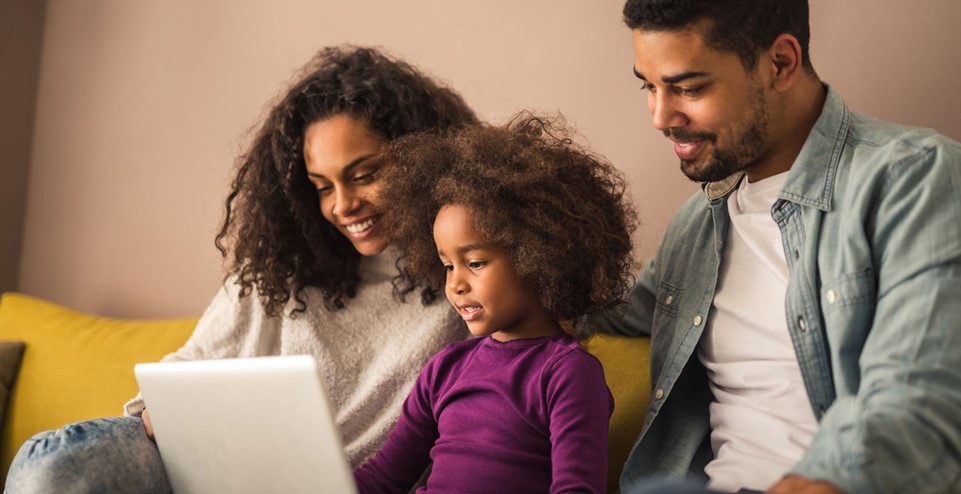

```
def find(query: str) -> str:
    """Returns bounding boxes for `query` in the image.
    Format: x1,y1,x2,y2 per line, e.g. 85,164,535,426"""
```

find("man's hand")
767,475,843,494
142,408,155,440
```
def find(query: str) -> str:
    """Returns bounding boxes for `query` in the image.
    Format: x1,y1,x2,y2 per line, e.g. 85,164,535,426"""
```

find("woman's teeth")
346,217,376,234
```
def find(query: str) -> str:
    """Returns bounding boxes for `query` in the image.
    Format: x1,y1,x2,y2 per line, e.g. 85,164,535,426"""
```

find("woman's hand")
142,408,155,440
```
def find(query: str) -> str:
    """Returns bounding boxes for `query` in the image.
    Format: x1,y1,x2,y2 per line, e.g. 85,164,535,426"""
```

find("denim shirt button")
665,295,674,305
693,315,703,326
655,388,664,400
798,316,807,332
826,290,837,304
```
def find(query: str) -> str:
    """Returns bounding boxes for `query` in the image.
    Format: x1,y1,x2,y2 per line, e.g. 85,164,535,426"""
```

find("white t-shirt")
698,172,819,491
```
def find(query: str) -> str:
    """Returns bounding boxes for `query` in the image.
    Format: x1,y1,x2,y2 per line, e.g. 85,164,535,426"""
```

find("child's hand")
142,408,155,440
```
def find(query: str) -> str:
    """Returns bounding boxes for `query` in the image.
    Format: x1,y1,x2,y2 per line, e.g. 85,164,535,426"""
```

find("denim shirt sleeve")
584,257,657,338
791,140,961,493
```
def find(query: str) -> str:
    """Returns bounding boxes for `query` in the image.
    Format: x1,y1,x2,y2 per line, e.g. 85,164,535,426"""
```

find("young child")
353,114,637,493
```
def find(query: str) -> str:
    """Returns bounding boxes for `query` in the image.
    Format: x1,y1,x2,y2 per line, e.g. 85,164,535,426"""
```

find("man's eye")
640,82,656,93
678,86,703,97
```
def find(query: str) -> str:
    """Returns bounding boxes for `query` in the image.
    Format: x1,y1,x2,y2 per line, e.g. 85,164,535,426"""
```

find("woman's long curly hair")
215,45,477,316
381,113,637,323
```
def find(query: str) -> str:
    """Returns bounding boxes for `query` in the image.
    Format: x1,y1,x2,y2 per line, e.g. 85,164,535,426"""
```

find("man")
592,1,961,493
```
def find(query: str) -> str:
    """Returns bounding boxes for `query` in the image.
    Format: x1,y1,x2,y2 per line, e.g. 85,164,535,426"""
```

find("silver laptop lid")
135,355,357,494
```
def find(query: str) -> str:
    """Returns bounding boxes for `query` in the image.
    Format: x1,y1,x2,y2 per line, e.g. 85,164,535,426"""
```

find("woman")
6,45,478,493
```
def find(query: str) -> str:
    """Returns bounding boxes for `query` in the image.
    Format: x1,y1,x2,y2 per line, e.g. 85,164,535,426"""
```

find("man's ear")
767,33,804,92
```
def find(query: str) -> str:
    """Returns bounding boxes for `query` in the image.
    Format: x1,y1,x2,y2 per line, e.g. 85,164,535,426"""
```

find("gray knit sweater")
124,248,467,466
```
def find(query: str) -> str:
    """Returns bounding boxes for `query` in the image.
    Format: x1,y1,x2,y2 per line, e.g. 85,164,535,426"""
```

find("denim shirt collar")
702,84,850,212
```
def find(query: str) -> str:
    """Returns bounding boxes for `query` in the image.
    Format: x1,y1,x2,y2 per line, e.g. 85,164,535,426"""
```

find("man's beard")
673,87,768,183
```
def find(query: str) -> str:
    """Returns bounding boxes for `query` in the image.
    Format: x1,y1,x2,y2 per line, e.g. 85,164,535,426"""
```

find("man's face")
632,26,772,183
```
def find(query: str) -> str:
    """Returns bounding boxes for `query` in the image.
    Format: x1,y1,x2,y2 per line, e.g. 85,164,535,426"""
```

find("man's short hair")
623,0,812,71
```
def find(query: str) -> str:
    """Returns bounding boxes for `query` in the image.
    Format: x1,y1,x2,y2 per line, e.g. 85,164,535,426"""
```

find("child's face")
433,204,558,342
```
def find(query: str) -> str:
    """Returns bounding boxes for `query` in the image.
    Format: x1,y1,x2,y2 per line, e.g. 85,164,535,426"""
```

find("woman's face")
303,114,388,256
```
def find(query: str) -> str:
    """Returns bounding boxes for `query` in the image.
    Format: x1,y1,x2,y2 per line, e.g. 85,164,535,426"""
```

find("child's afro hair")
381,112,637,321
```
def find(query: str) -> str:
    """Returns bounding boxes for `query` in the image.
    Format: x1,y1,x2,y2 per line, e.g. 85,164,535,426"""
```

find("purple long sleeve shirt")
353,333,613,494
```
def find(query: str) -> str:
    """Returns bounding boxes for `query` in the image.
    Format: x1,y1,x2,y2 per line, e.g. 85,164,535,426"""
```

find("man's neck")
745,76,827,183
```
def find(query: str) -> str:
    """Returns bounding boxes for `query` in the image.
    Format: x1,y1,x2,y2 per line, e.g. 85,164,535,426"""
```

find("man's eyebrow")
632,67,710,84
306,154,376,179
662,71,709,84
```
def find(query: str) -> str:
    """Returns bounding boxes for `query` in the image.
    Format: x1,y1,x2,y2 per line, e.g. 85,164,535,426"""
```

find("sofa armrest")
0,292,196,482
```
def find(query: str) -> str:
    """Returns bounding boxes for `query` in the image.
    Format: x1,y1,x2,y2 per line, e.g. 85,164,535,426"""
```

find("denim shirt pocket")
821,268,875,317
655,281,682,318
820,267,876,393
650,282,683,373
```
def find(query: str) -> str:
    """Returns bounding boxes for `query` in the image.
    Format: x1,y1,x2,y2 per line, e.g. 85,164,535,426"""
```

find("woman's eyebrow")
306,154,377,179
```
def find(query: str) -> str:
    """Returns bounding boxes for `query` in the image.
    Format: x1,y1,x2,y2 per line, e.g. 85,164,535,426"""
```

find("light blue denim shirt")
594,86,961,493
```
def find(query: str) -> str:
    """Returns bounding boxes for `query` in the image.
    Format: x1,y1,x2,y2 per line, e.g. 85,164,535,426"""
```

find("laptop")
134,355,358,494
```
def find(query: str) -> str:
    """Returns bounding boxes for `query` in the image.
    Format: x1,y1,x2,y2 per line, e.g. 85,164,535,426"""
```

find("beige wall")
0,0,45,295
13,0,961,318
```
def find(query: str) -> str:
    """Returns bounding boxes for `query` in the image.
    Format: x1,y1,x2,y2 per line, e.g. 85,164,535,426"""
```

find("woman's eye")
316,185,333,195
353,171,377,184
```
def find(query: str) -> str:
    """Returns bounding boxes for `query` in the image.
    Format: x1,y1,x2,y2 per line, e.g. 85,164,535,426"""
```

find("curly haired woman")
7,45,477,493
353,114,637,493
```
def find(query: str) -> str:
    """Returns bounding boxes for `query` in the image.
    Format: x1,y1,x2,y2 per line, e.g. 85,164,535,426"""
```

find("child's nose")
448,272,469,294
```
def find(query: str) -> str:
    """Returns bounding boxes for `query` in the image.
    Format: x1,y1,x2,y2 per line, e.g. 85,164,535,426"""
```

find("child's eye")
467,261,486,270
442,263,453,272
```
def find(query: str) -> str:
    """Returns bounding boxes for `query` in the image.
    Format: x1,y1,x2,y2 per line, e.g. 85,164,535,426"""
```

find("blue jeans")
5,416,171,494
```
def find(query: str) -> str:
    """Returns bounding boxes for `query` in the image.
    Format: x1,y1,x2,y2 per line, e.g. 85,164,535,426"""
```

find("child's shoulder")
530,335,607,385
545,334,604,368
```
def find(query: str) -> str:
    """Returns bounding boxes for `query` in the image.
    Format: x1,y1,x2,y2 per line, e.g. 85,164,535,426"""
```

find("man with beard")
590,1,961,493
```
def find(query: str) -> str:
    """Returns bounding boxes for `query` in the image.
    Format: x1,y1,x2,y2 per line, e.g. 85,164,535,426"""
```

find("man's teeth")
346,217,376,233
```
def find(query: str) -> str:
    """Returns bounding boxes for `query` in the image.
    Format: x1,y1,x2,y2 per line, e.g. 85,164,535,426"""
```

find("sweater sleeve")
546,349,614,494
123,279,277,416
352,356,440,494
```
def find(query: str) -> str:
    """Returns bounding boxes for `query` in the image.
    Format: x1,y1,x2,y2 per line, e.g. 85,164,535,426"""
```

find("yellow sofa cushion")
0,292,196,480
0,292,652,491
583,333,651,493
